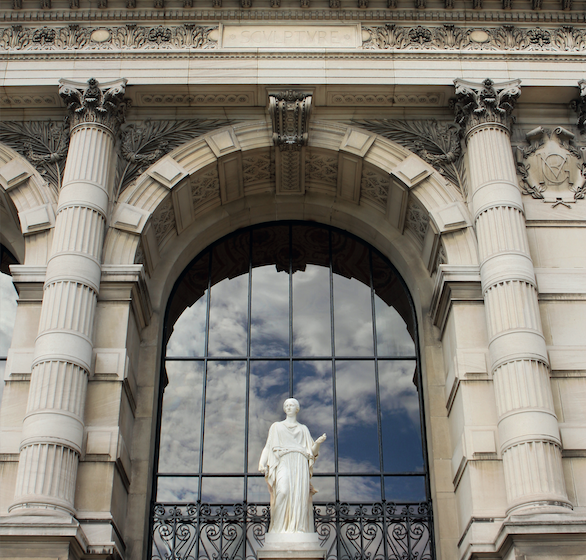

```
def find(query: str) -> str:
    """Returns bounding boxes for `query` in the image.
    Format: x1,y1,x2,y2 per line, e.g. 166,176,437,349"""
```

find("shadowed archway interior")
152,222,433,560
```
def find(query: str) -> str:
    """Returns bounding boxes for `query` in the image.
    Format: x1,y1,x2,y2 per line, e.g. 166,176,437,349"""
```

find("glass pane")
167,297,207,357
338,476,381,502
374,297,415,357
372,252,415,356
336,361,379,473
384,476,426,502
156,476,199,502
208,234,250,357
159,362,204,474
0,272,17,357
203,361,246,473
248,361,289,472
292,225,331,357
332,233,373,357
379,361,423,473
311,475,335,502
201,477,243,503
248,476,271,503
293,361,334,473
250,226,290,357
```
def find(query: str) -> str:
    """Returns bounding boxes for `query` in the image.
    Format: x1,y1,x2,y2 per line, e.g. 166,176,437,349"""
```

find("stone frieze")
0,23,218,50
2,22,586,52
362,23,586,51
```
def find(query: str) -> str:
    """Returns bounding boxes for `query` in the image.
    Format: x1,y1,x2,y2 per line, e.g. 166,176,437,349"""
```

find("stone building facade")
1,2,586,560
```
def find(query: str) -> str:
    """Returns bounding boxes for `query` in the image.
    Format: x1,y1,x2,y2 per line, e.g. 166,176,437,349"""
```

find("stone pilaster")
9,78,127,516
453,78,571,514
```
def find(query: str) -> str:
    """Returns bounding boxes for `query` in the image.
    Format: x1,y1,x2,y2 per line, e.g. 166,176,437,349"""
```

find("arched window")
151,223,433,560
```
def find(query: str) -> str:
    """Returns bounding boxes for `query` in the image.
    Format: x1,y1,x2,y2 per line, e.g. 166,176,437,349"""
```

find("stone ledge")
430,264,482,334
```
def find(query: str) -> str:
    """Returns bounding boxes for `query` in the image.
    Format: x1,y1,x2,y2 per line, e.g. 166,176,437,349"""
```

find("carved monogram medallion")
516,126,586,208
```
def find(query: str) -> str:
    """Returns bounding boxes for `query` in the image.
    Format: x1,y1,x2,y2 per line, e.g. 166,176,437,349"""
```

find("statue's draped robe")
262,421,316,533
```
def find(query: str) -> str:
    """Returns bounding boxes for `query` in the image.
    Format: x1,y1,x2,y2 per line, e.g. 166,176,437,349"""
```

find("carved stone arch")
0,143,58,265
103,120,478,318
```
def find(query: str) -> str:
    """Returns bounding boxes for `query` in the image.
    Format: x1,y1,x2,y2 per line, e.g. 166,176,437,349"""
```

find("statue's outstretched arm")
312,433,327,457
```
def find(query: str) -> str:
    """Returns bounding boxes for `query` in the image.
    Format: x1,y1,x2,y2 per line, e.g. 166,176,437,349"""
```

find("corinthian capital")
452,78,521,135
269,90,313,151
59,77,128,132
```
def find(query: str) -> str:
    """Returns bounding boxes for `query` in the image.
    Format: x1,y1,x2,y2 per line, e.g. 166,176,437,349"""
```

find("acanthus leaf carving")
116,119,229,198
0,24,218,51
3,24,586,53
59,77,128,132
360,24,581,52
353,119,465,194
453,77,521,133
0,120,69,193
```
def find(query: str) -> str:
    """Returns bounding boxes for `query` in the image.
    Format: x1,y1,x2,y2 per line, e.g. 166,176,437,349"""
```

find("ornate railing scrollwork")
151,501,434,560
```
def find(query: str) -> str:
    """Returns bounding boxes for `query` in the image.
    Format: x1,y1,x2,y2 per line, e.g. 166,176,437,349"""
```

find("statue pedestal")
258,533,326,560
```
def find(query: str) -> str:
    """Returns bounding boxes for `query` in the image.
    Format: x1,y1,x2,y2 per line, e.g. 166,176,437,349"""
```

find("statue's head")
283,398,300,414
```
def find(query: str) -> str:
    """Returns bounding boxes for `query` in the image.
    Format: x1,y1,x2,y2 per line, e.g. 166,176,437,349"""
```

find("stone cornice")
430,264,483,334
1,8,585,24
4,49,586,63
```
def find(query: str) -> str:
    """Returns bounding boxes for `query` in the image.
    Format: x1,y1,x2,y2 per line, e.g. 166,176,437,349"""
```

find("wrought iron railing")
151,501,434,560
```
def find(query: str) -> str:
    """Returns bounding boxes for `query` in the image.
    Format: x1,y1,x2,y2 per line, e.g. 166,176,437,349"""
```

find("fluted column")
454,78,571,514
10,78,127,516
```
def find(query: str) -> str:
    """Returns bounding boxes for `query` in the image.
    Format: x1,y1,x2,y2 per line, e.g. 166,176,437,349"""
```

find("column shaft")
10,78,126,516
455,79,570,513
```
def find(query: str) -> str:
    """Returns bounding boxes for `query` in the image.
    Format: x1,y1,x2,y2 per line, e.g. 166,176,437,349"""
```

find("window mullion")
329,229,339,503
370,248,385,498
244,231,253,501
289,224,293,397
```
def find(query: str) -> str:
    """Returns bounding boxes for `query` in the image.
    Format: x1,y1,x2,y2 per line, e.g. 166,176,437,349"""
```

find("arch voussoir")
103,120,477,309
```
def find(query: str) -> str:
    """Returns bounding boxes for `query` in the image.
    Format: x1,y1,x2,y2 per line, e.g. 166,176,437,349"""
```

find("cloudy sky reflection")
159,225,425,504
0,272,18,407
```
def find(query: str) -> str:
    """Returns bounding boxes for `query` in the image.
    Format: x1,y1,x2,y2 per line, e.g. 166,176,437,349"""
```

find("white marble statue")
259,398,327,534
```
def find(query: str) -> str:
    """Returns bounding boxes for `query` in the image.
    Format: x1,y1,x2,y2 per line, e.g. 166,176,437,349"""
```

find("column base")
0,513,89,560
506,499,573,517
258,533,326,560
458,511,586,560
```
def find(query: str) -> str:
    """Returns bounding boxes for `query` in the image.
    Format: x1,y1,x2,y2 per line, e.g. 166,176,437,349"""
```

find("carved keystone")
269,90,313,195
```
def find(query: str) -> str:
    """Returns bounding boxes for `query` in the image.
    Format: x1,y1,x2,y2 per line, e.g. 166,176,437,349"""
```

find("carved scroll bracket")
59,77,129,133
268,90,313,195
452,77,521,136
